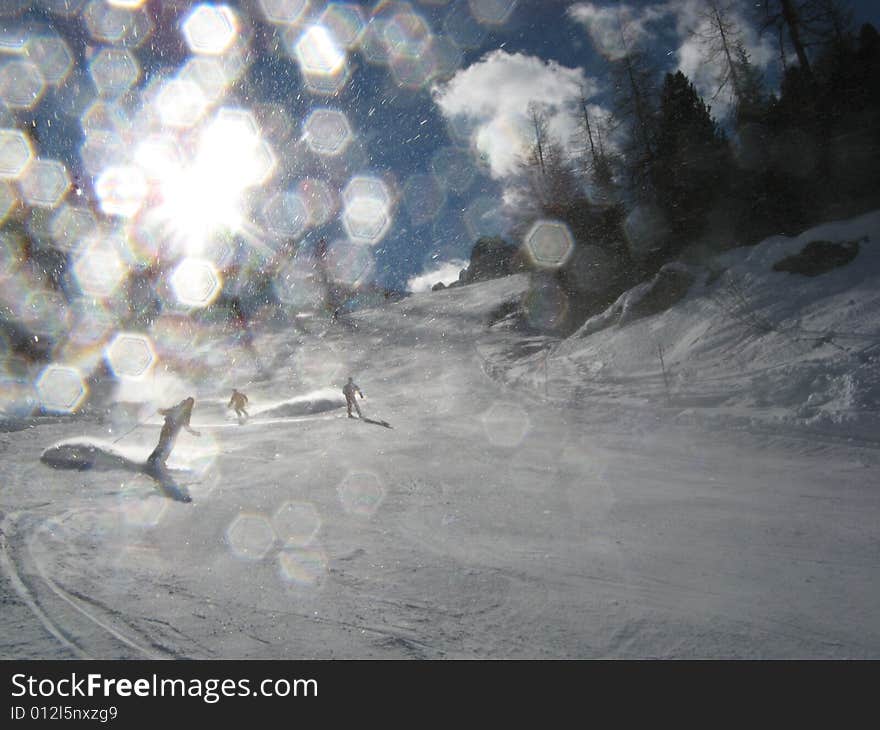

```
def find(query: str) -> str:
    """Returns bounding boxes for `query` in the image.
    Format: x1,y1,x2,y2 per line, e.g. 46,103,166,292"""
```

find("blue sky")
5,0,880,294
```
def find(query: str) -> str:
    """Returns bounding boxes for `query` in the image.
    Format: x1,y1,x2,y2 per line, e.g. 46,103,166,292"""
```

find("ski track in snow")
2,215,880,658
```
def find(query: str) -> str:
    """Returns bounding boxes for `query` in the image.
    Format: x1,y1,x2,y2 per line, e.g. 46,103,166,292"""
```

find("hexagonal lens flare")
18,159,70,208
26,35,74,85
272,501,321,547
342,177,391,245
278,547,327,586
262,190,310,238
89,48,140,98
80,130,126,176
182,4,239,56
523,220,575,269
50,205,96,252
383,11,431,58
0,129,33,180
0,60,45,109
294,25,346,82
134,135,181,181
258,0,309,26
301,24,346,72
343,196,390,245
357,19,391,66
35,364,87,413
84,0,137,43
170,258,221,308
225,513,276,560
389,52,437,90
0,231,26,277
303,108,352,156
73,233,128,299
319,3,366,49
443,1,488,50
337,472,385,517
105,332,157,379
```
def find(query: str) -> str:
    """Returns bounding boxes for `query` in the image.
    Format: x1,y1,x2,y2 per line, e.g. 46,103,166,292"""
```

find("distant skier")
228,388,249,424
146,397,201,469
342,377,364,419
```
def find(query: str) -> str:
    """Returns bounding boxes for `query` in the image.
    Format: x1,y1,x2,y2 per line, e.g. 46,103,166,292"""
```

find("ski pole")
112,410,158,444
657,343,671,405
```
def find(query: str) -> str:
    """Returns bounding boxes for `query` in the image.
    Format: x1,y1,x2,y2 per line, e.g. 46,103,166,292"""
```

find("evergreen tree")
731,44,768,126
651,72,729,256
610,47,660,200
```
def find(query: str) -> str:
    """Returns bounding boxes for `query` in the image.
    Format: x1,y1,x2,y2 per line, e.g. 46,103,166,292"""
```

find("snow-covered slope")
1,222,879,659
486,211,880,440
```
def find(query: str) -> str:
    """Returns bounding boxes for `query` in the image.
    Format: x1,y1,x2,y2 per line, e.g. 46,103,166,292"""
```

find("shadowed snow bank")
41,439,146,472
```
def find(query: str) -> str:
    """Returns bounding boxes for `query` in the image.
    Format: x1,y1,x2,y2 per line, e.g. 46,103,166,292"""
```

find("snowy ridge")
477,211,880,439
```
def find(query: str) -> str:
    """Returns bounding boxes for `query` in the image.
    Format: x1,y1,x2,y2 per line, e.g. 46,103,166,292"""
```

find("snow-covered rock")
572,262,697,338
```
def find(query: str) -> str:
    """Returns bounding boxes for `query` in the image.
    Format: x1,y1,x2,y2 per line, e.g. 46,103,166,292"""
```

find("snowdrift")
250,389,345,418
40,439,146,472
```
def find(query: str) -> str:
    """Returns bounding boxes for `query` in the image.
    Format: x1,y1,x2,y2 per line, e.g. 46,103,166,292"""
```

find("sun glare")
145,110,274,255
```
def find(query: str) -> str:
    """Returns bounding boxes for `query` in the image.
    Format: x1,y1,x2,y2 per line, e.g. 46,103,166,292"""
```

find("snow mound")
41,439,145,472
40,439,195,502
574,263,697,338
251,388,345,418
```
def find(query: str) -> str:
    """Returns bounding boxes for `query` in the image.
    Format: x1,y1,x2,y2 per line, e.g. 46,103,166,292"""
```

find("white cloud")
432,50,596,179
669,0,775,118
407,259,468,293
568,1,672,60
569,1,776,119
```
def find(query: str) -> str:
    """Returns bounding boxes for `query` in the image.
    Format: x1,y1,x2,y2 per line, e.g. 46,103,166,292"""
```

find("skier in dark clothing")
342,377,364,419
228,389,249,423
146,397,201,469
